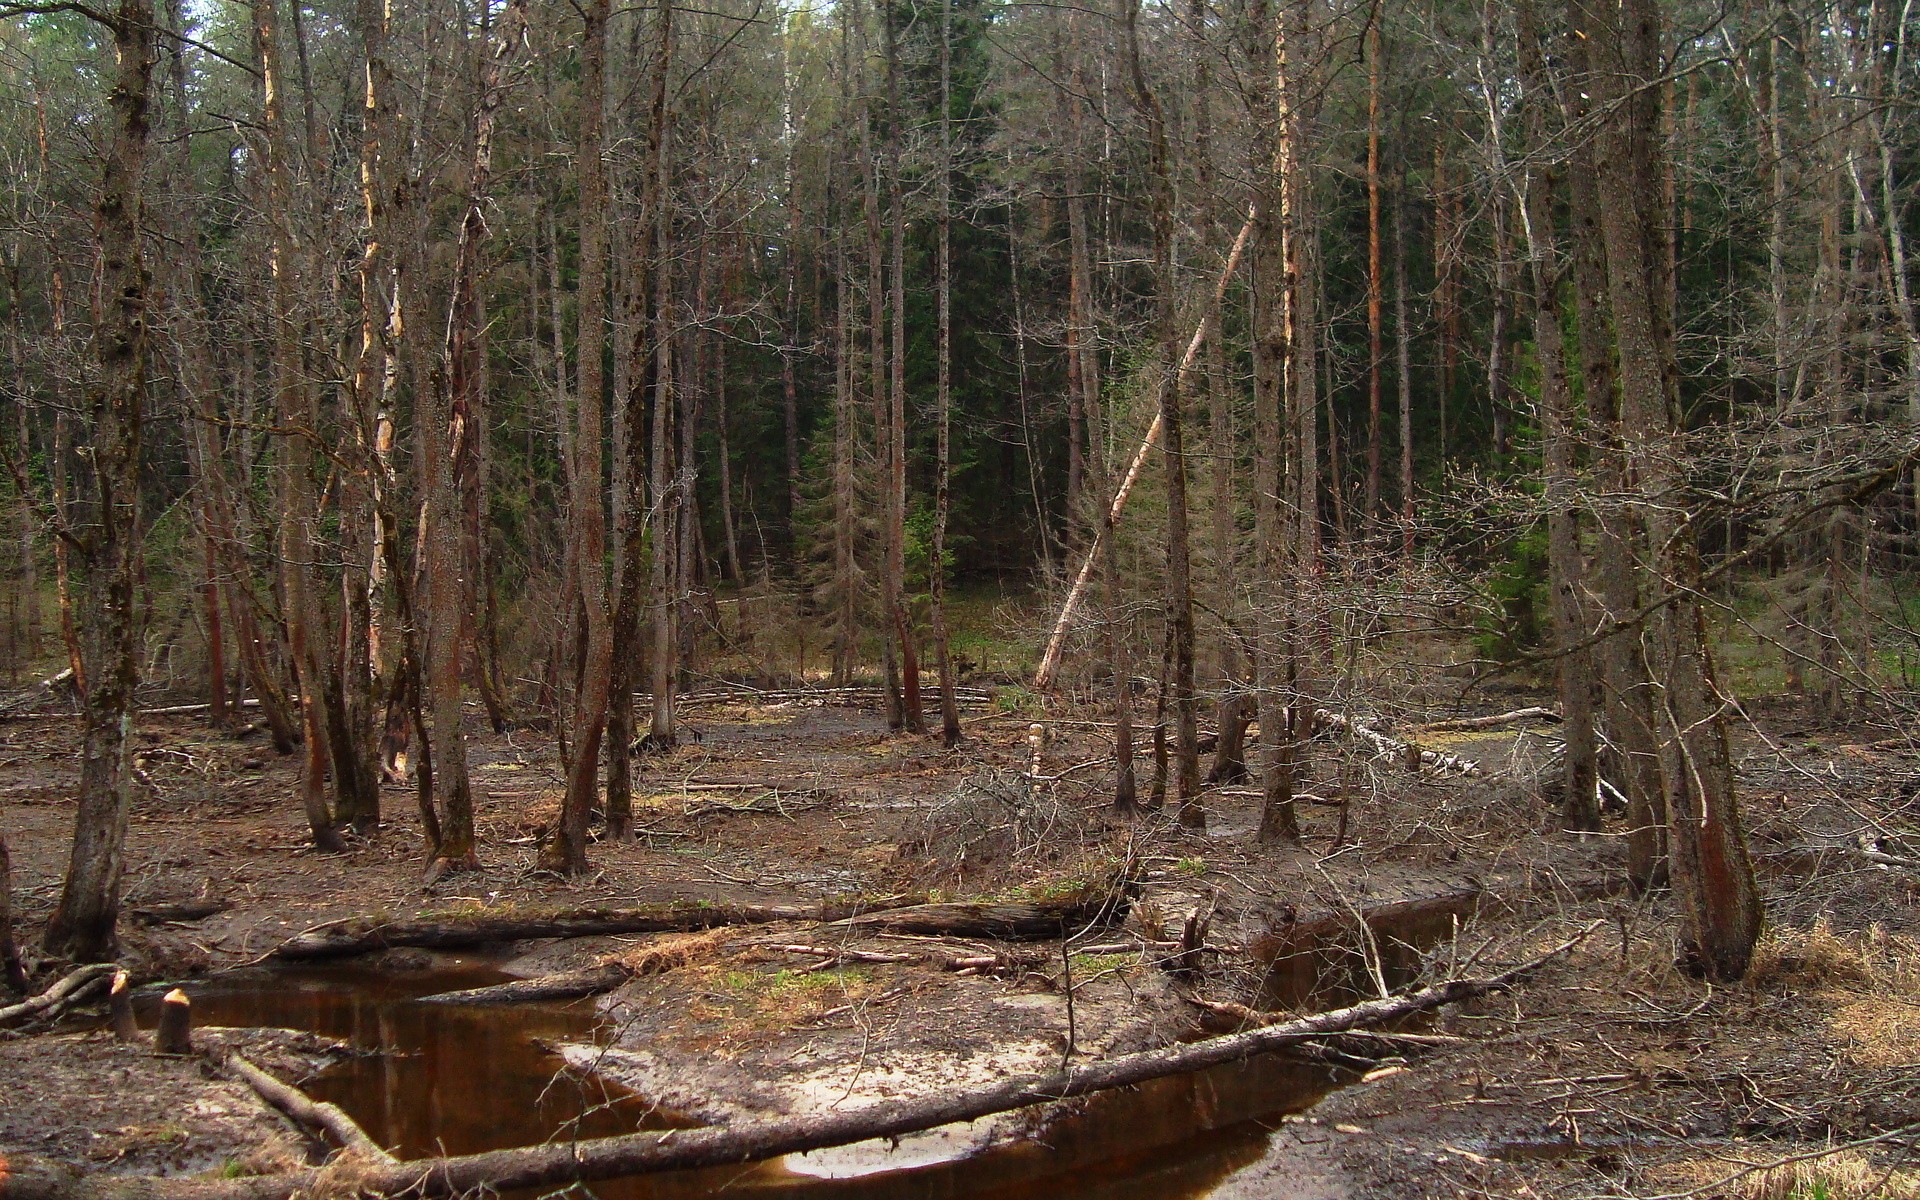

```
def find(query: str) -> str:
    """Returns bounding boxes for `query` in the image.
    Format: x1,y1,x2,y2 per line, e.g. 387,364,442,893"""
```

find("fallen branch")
0,929,1591,1200
0,668,76,718
1857,835,1920,871
224,1052,394,1164
764,945,919,965
1308,709,1484,776
268,896,926,962
1408,707,1560,734
0,963,115,1028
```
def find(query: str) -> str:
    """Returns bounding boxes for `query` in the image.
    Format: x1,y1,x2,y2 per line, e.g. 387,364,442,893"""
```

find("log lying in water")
267,896,928,961
415,963,631,1006
0,928,1592,1200
224,1052,394,1164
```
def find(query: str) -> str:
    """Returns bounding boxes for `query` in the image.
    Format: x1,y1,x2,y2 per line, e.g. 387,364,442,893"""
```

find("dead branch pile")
901,769,1092,886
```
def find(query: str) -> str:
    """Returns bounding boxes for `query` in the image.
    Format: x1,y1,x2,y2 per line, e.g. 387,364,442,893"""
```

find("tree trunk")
1395,173,1414,556
1579,0,1761,981
255,0,344,855
647,191,679,746
1513,0,1598,832
884,2,923,736
544,0,614,874
423,0,529,876
1121,0,1198,823
43,0,155,964
1364,20,1383,528
1564,17,1666,888
860,6,902,731
0,830,27,994
928,0,962,747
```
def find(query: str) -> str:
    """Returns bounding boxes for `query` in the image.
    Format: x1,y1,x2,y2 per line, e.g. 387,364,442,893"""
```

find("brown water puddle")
138,960,690,1158
143,961,1349,1199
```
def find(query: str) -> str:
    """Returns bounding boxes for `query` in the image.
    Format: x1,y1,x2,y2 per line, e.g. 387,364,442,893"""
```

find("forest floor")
2,684,1918,1198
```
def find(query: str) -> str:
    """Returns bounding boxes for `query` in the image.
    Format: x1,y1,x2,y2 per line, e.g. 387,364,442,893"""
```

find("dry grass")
1747,919,1920,993
603,928,734,975
681,961,882,1038
1736,1149,1920,1200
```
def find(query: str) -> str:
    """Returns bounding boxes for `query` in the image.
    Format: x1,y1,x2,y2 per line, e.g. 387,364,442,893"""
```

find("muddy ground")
2,688,1918,1198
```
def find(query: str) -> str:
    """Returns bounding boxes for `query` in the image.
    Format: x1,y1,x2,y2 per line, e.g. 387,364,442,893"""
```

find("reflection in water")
142,962,1349,1199
139,960,686,1159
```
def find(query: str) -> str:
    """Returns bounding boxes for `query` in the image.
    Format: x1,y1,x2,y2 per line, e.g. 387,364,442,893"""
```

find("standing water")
141,958,1354,1198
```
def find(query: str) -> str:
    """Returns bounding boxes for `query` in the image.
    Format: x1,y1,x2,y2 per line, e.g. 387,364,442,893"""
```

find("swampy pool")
144,959,1354,1199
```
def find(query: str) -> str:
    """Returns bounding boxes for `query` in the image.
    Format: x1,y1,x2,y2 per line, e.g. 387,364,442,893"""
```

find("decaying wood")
224,1052,394,1164
766,944,919,965
0,963,114,1029
131,899,231,925
0,931,1587,1200
1307,709,1484,776
829,886,1130,940
267,895,926,961
1409,707,1560,734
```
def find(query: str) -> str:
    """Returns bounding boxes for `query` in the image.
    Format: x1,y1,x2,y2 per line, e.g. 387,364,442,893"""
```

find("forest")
0,0,1917,1192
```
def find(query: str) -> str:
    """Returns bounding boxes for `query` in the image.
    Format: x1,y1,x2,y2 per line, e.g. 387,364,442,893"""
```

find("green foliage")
1474,522,1549,662
994,684,1040,716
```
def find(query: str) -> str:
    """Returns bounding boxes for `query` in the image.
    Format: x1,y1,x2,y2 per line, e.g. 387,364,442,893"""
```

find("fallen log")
0,928,1591,1200
132,899,232,926
224,1052,394,1164
0,668,76,718
830,889,1130,941
1408,707,1560,734
765,944,919,965
267,896,926,962
1307,710,1484,777
0,963,115,1029
414,964,629,1005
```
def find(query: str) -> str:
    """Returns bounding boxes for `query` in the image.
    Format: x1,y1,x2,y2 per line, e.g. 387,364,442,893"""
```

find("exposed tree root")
0,964,115,1029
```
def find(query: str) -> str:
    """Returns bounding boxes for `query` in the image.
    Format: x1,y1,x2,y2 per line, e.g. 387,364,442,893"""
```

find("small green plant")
1172,856,1207,878
995,685,1041,717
